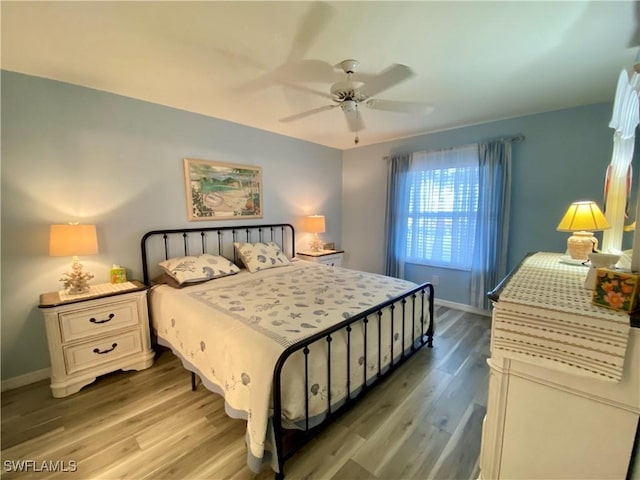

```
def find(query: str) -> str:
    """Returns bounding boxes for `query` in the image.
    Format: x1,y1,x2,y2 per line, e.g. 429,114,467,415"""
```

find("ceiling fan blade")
280,82,333,100
344,108,365,132
286,2,334,63
229,72,277,93
279,104,337,123
365,98,434,115
280,59,342,83
210,46,267,72
359,64,415,98
233,59,339,94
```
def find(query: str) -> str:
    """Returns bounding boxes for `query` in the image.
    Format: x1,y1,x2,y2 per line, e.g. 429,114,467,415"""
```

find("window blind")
405,145,479,270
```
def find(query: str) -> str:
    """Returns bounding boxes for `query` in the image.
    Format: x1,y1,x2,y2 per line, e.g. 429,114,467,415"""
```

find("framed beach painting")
184,158,263,221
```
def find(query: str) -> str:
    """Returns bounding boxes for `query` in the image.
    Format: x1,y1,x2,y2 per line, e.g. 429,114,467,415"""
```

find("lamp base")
566,231,598,261
60,258,94,295
309,233,323,252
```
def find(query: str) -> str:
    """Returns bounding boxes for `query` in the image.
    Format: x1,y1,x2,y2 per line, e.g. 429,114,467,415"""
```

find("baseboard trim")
2,367,50,392
434,298,491,317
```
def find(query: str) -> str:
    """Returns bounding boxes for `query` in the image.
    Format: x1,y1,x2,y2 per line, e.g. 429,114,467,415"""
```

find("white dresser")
480,253,639,479
39,281,155,398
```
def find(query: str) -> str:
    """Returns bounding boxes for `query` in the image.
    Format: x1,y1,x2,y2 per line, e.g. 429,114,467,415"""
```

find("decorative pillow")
158,253,240,285
233,241,291,273
150,272,212,289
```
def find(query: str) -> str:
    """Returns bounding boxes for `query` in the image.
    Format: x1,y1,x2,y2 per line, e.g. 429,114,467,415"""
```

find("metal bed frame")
140,223,434,478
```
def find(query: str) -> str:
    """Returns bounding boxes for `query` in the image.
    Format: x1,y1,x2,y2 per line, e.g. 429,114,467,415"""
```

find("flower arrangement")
592,268,640,312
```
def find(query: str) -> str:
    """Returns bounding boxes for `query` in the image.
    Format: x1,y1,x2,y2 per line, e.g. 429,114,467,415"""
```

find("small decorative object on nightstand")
297,249,344,267
39,281,155,398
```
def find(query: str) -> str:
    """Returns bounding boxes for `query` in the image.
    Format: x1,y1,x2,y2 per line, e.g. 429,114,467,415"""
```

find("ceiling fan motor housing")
330,81,367,103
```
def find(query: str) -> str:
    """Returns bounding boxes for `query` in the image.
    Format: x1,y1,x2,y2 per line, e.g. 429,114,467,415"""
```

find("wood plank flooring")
1,306,491,480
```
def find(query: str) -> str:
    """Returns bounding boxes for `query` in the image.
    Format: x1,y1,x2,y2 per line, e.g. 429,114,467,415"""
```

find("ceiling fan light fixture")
341,99,358,113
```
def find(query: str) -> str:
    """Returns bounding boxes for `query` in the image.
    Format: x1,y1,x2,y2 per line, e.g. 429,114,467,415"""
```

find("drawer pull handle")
93,343,118,355
90,313,115,324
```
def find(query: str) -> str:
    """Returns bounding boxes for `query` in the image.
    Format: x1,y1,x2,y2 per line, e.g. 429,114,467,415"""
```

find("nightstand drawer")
318,255,342,267
59,300,139,342
63,329,142,374
297,250,344,267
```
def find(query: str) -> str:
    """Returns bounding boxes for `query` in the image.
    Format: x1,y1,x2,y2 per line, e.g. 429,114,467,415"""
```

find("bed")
141,224,434,478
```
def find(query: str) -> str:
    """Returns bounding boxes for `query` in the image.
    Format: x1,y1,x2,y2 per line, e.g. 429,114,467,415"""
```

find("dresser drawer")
59,300,139,342
63,329,142,374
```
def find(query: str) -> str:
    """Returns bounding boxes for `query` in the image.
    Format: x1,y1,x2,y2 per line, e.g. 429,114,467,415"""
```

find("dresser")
296,250,344,267
39,281,155,398
480,253,639,479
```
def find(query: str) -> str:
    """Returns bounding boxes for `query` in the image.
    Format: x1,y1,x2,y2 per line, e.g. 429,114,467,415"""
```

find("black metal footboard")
271,282,434,478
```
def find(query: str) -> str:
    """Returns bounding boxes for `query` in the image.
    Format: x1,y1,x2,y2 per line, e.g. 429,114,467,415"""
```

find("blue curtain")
384,153,412,278
471,140,512,310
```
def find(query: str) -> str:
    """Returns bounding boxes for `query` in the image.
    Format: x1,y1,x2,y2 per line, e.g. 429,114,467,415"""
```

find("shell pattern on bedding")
188,262,417,347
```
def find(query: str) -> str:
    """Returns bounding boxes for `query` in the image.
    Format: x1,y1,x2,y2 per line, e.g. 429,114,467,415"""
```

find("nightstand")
297,250,344,267
39,281,155,398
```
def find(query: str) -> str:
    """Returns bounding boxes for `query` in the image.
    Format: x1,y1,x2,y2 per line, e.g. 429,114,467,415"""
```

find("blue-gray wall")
3,69,635,383
1,71,342,381
342,102,639,306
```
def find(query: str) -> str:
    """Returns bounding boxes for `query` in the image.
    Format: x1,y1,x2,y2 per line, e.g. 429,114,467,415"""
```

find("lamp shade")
556,201,610,232
49,224,98,257
305,215,326,234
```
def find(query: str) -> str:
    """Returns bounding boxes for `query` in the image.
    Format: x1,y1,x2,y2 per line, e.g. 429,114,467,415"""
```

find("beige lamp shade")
305,215,326,234
556,201,610,232
49,224,98,257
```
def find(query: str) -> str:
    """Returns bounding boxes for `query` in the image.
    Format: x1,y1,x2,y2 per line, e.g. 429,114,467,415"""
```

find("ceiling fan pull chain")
354,107,360,145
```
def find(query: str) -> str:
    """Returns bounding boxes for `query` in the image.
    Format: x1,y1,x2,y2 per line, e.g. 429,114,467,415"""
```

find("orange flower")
604,291,625,309
621,284,634,294
601,281,615,292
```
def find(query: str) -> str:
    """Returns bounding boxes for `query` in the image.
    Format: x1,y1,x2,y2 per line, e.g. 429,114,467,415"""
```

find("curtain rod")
382,133,525,160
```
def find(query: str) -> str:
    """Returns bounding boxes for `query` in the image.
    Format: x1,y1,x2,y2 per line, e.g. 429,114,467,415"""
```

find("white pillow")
158,253,240,285
233,241,291,273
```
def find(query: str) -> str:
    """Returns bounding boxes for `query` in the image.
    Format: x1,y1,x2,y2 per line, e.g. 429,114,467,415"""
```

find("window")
404,145,479,270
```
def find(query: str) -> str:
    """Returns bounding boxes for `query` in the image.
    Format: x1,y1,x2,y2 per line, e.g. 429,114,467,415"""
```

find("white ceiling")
2,1,638,150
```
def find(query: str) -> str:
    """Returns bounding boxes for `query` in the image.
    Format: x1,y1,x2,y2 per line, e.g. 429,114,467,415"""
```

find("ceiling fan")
279,59,433,144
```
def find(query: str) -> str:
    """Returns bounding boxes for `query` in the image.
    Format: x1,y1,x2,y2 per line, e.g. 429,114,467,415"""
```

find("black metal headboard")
140,223,295,285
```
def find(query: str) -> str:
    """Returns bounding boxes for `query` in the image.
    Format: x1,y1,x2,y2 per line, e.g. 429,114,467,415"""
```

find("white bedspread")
149,261,422,472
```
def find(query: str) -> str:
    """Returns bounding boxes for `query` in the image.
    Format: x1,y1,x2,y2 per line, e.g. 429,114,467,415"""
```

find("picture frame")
183,158,263,221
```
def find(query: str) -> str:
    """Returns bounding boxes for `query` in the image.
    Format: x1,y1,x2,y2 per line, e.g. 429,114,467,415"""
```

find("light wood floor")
1,306,491,480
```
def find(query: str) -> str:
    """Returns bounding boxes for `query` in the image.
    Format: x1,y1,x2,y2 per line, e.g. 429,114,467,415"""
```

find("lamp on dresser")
556,201,610,261
305,215,326,252
49,223,98,294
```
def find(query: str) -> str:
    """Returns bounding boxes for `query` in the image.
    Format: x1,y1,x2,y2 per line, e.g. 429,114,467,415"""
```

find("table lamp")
49,223,98,294
556,201,610,261
305,215,326,252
